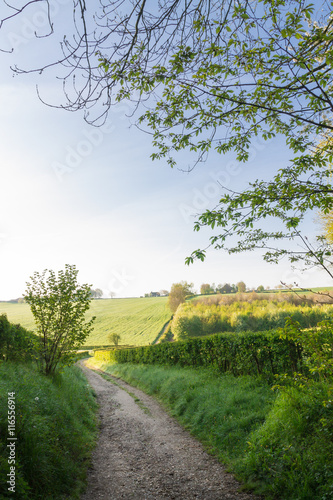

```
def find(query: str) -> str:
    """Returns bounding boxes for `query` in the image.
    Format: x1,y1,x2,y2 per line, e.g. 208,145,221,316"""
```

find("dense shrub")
172,300,333,340
239,381,333,499
94,330,305,378
194,291,333,307
0,314,35,362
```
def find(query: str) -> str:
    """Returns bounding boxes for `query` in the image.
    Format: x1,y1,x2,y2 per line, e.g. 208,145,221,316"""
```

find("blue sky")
0,1,330,300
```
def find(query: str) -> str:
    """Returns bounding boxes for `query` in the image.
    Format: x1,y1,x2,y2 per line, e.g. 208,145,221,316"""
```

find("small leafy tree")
200,283,214,295
167,281,194,313
109,333,121,346
217,283,234,294
24,264,95,375
237,281,246,293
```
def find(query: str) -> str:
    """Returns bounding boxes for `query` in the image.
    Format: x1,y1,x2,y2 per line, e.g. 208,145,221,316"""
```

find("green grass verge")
238,381,333,499
86,359,275,481
0,362,98,499
88,359,333,499
0,297,171,347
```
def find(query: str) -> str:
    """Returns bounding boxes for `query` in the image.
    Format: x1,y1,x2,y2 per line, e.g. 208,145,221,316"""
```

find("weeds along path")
80,361,262,500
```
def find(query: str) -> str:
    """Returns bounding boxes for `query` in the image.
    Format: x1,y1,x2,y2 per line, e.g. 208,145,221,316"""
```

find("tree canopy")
24,264,95,375
168,281,194,312
2,1,333,275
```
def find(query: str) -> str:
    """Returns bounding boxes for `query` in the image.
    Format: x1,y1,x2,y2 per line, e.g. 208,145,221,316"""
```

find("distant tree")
167,281,194,313
24,264,95,376
109,333,121,346
236,281,246,293
200,283,214,295
109,291,116,299
91,288,103,299
257,285,265,293
220,283,233,294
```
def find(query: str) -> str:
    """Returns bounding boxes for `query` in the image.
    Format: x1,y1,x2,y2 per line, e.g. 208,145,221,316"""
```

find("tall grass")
88,359,333,499
0,362,98,499
238,381,333,499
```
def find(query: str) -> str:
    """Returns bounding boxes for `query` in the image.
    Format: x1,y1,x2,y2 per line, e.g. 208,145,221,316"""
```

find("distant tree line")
200,282,248,295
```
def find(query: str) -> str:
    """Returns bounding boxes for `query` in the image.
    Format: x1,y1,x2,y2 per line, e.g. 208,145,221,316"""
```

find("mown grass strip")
90,366,151,415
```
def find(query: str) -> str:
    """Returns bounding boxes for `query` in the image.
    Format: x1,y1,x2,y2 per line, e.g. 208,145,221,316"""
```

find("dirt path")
80,361,262,500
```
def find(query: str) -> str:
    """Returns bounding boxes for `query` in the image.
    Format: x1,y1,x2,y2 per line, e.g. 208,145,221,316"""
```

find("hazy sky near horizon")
0,1,330,300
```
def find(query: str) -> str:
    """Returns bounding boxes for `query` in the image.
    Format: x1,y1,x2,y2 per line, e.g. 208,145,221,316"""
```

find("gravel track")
80,361,263,500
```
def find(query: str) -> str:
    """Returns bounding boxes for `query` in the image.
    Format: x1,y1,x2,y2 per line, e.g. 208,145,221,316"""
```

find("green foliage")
236,319,333,499
167,281,194,313
0,314,35,362
99,1,333,271
281,318,333,381
236,281,246,293
23,264,95,375
94,329,305,379
240,382,333,500
109,332,121,346
0,362,97,499
4,1,333,271
200,283,214,295
172,299,332,340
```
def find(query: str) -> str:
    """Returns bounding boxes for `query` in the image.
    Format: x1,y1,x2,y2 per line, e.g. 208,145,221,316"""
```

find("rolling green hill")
0,297,171,347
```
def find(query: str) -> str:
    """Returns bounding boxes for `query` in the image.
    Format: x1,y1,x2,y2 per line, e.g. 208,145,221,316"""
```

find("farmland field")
0,297,171,347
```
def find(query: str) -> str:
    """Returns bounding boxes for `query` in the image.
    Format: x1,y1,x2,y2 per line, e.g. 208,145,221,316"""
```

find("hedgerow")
94,330,305,378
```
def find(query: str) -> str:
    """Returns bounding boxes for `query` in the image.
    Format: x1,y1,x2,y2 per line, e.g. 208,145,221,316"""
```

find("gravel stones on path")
80,362,262,500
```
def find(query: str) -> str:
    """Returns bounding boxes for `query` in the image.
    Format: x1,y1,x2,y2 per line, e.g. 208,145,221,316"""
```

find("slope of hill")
0,297,171,347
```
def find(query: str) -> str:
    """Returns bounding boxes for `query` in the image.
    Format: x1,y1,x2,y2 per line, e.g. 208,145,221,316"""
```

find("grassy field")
0,297,171,347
